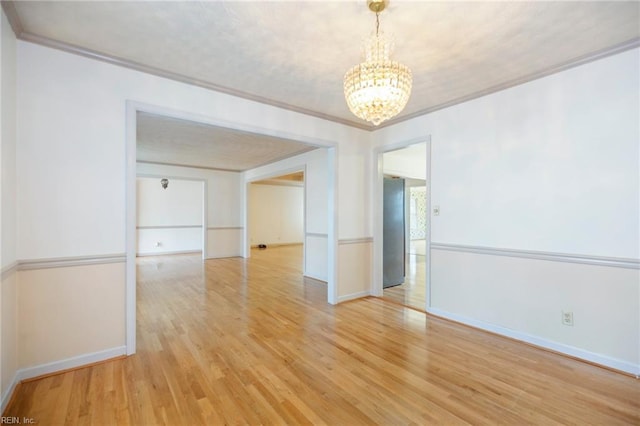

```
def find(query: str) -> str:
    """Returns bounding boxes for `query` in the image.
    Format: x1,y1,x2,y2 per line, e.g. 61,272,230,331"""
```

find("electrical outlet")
433,205,440,216
155,241,162,247
562,311,574,326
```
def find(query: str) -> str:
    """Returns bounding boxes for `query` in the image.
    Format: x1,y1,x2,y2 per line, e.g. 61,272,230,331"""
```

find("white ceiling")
4,1,639,170
6,1,639,130
383,142,427,180
136,112,316,171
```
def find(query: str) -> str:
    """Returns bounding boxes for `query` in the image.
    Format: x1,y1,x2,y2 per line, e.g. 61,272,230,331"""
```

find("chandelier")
344,0,412,126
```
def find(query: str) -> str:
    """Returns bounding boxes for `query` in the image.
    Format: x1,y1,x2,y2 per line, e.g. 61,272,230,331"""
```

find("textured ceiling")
7,1,640,129
253,172,305,187
136,112,316,171
5,1,640,171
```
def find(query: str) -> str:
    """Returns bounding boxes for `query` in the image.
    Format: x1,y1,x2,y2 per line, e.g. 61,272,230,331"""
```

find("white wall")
136,177,203,255
376,49,639,259
336,138,374,300
19,24,637,380
374,48,640,374
1,7,16,269
16,39,368,375
431,250,639,371
18,263,125,369
383,143,427,181
339,139,372,240
17,41,367,261
249,183,303,246
137,177,202,227
0,7,18,410
137,163,243,259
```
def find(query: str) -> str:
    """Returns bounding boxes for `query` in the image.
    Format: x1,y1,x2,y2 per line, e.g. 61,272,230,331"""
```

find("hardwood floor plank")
4,246,639,424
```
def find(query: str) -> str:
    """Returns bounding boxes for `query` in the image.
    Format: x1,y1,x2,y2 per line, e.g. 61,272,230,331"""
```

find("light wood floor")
383,251,427,310
5,246,639,424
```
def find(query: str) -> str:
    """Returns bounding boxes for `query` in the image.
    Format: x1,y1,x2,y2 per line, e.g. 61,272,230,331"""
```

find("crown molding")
5,0,639,133
136,145,316,173
136,160,240,173
1,1,23,36
248,147,317,171
252,179,304,187
16,31,373,131
2,0,370,131
378,37,640,129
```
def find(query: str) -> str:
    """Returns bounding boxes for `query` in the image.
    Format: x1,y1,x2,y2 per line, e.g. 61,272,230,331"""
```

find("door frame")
125,101,339,355
241,150,337,305
243,165,307,267
373,136,432,311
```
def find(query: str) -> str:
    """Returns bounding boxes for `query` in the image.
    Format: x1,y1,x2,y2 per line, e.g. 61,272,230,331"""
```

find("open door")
383,177,405,288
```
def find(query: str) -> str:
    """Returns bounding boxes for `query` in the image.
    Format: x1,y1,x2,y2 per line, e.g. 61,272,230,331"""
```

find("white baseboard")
427,308,639,377
205,254,243,260
1,371,20,413
2,346,127,411
136,250,201,257
303,273,328,283
250,243,303,248
337,290,370,304
1,346,128,412
16,346,127,382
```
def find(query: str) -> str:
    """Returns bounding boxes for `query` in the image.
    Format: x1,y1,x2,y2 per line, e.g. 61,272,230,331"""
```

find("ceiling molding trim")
12,17,638,134
1,1,23,36
252,179,304,187
136,160,240,173
378,37,640,129
138,146,315,172
17,31,373,131
248,148,317,171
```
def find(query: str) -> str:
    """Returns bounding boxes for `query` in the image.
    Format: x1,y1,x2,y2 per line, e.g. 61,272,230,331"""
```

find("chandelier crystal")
344,1,412,126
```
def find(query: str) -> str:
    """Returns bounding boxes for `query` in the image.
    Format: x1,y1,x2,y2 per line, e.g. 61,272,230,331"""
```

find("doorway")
375,139,431,311
248,171,305,271
125,102,338,354
243,154,331,288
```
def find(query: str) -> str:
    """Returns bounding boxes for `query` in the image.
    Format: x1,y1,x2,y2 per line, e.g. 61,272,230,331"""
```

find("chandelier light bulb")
344,1,412,126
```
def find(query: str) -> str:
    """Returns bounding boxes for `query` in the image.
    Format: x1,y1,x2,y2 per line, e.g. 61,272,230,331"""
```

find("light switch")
433,206,440,216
